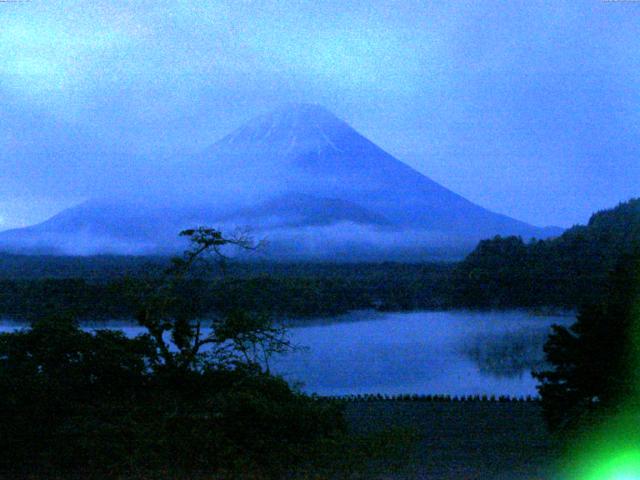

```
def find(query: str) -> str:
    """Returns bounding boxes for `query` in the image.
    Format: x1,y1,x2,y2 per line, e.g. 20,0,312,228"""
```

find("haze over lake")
0,310,571,397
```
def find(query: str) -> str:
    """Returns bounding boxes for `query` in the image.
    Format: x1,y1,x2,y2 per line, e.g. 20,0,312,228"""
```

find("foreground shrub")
535,253,640,432
0,317,345,478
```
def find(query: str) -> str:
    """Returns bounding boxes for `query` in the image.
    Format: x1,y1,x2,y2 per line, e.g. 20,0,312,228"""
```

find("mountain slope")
0,103,562,259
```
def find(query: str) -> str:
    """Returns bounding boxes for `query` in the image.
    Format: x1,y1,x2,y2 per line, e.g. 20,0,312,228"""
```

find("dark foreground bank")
343,400,558,479
0,399,558,480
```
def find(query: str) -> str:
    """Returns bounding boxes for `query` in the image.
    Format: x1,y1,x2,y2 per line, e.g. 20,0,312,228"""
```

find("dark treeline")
0,263,454,320
0,253,169,281
0,255,449,282
451,198,640,309
1,198,639,321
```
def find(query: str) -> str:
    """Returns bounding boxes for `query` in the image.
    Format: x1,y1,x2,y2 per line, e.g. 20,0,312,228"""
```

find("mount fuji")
0,104,561,260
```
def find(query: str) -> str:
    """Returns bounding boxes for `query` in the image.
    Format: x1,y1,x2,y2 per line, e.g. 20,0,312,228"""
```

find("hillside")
452,198,640,308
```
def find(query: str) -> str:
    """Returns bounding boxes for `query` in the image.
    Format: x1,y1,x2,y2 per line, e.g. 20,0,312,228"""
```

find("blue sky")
0,0,639,229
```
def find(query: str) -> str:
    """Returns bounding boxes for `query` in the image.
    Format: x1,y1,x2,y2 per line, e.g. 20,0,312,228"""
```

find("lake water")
0,310,572,397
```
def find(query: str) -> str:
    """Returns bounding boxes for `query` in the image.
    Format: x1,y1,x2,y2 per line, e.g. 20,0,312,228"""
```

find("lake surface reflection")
0,310,572,397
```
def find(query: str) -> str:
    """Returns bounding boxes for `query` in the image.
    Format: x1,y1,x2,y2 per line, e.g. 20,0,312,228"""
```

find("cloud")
0,0,639,230
0,5,132,107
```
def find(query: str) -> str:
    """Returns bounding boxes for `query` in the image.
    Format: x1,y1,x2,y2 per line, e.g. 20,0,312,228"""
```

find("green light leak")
561,271,640,480
595,452,640,480
564,417,640,479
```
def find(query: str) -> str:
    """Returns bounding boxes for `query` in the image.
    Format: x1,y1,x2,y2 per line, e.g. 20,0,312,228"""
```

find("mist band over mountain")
0,104,562,259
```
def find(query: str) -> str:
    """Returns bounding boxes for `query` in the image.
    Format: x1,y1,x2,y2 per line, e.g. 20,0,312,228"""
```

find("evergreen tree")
535,253,640,431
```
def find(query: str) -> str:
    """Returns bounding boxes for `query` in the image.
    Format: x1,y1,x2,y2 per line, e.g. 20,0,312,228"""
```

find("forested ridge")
0,198,638,320
451,198,640,308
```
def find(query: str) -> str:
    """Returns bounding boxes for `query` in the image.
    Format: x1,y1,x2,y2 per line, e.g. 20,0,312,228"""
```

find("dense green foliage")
534,253,640,432
452,198,640,308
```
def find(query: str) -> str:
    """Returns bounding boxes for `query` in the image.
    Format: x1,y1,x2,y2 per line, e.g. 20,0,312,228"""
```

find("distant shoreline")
0,306,575,327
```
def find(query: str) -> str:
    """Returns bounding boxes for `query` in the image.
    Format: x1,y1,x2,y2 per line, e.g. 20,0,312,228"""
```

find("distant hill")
0,103,561,259
452,198,640,308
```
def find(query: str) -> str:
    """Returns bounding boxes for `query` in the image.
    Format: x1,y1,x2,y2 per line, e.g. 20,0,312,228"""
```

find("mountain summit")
0,104,562,259
219,103,349,151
